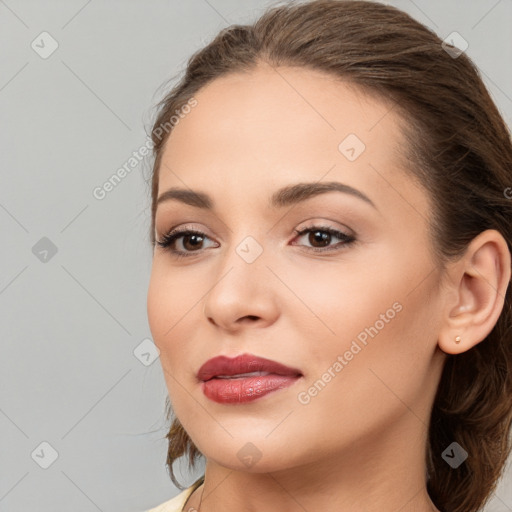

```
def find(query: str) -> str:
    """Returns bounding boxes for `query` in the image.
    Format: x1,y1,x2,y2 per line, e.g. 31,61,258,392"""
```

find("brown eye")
181,233,205,251
292,225,356,252
156,229,217,258
307,230,332,248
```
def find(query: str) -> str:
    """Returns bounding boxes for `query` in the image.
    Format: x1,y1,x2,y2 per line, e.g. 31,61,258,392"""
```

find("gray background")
1,0,511,511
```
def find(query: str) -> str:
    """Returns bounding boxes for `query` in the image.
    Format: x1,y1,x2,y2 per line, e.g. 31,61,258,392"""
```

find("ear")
437,229,511,355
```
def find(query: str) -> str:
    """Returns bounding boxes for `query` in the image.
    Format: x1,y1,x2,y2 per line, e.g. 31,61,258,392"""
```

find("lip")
197,353,303,405
197,353,302,382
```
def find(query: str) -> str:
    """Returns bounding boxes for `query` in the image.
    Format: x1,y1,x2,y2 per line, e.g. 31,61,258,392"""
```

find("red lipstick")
197,353,302,404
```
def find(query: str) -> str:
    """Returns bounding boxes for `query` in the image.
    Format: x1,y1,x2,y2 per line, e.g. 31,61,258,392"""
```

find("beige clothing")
145,480,202,512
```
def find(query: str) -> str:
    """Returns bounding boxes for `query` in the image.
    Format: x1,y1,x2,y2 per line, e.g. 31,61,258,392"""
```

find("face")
147,63,447,473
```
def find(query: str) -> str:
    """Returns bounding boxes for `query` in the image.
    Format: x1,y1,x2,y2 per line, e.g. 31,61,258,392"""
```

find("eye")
155,223,357,259
291,224,356,252
155,228,217,259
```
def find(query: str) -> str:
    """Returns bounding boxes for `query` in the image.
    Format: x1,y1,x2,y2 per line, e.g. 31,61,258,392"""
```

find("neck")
184,416,441,512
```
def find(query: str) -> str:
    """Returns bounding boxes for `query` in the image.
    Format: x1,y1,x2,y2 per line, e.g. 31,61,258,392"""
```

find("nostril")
240,315,260,322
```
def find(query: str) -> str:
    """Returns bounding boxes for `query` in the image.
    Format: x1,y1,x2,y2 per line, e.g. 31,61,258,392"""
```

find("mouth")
197,353,303,404
211,371,279,380
197,353,303,382
200,373,302,404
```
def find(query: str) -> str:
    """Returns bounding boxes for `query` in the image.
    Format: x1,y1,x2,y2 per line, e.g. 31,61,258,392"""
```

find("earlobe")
437,229,511,356
437,332,463,356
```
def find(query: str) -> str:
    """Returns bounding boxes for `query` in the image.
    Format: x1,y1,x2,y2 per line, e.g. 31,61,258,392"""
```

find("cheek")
147,261,201,343
317,283,438,419
146,272,187,399
289,253,436,404
290,298,432,455
273,257,395,359
146,267,169,344
146,261,207,391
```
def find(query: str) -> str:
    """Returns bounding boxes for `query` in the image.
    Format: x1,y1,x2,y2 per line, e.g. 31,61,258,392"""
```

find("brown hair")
147,1,512,511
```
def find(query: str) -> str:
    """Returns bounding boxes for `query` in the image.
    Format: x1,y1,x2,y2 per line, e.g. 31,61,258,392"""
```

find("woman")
144,1,512,511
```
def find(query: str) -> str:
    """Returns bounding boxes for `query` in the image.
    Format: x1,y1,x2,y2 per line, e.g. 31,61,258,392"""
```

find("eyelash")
155,225,356,259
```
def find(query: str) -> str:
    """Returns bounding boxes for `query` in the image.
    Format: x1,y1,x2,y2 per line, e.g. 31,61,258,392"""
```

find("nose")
202,245,280,332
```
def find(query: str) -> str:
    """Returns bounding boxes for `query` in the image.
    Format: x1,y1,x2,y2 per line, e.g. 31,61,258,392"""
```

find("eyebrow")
156,181,377,211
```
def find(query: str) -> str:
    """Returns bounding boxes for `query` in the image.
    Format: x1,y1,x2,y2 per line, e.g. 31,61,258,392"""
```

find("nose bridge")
216,206,270,274
202,228,278,327
208,230,267,298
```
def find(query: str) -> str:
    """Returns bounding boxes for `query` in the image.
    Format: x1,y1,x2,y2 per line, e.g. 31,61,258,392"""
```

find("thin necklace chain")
184,483,205,512
197,484,204,511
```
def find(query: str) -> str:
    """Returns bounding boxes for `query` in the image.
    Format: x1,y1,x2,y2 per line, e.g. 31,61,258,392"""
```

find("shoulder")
144,485,196,512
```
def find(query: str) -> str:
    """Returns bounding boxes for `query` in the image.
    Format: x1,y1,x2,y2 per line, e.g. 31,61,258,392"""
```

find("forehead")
157,63,425,216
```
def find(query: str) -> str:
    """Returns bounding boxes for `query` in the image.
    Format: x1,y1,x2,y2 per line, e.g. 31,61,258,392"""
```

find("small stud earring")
455,336,461,344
